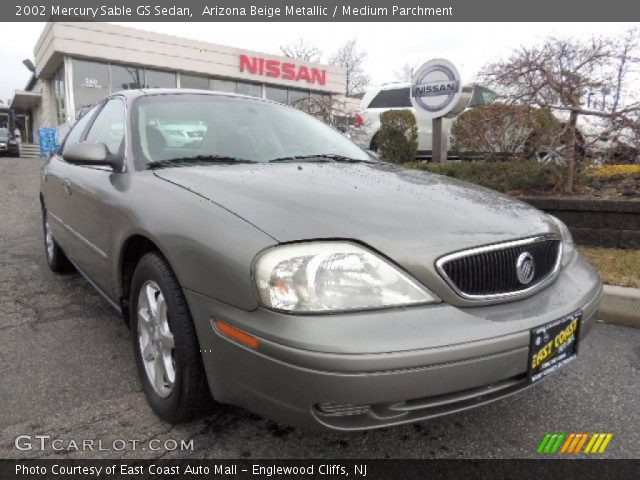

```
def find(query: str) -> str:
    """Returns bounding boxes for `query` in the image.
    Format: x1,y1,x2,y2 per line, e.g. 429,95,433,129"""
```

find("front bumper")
186,254,602,430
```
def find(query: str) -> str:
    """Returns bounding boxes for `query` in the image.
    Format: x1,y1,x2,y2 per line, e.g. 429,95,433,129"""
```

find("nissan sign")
239,55,327,85
410,59,463,119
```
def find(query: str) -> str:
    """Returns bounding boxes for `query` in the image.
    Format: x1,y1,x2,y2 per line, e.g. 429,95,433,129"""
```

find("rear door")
43,105,100,254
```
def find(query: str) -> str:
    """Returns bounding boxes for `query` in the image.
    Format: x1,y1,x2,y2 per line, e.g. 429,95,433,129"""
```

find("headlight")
254,241,439,313
549,215,575,267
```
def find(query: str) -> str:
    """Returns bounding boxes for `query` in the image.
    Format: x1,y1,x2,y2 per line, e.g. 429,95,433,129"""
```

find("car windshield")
133,94,371,166
0,128,9,140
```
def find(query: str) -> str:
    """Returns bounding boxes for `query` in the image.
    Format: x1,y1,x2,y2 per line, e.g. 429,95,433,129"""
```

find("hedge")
377,110,418,164
404,160,564,194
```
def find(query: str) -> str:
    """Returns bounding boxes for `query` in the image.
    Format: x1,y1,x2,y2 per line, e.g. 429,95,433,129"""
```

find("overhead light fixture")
22,59,35,72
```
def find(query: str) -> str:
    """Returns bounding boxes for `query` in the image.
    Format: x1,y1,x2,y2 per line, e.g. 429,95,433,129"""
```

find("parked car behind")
356,84,496,159
40,89,602,430
0,127,20,157
155,121,207,148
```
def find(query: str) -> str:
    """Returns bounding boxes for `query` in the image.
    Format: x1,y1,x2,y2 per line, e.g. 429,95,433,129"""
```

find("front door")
62,98,126,293
14,113,31,143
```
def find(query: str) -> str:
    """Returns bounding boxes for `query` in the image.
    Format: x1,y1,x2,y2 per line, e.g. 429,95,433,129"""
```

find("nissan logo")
516,252,536,285
411,65,459,112
410,58,462,118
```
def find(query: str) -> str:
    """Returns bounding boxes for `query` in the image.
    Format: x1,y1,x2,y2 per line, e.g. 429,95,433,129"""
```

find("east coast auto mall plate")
528,310,582,383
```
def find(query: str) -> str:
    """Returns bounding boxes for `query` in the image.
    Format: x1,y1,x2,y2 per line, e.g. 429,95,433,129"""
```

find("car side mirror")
63,142,120,169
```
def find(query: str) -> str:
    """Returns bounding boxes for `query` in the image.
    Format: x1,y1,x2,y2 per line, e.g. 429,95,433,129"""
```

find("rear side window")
61,105,100,155
367,88,411,108
468,86,498,108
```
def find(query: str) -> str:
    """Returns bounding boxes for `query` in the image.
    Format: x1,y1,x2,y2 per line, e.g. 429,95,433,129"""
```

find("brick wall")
519,197,640,249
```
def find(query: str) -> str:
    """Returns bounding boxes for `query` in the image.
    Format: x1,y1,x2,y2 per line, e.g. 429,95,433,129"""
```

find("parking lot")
0,156,638,459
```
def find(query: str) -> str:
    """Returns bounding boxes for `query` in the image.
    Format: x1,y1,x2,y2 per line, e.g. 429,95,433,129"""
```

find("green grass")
578,247,640,288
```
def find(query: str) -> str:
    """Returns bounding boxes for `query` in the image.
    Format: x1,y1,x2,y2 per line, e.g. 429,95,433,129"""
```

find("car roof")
107,88,267,103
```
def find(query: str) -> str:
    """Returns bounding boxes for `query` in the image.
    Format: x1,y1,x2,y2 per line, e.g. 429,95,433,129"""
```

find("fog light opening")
315,402,371,417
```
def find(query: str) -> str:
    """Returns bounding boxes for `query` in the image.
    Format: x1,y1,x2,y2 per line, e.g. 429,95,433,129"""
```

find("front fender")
110,172,276,312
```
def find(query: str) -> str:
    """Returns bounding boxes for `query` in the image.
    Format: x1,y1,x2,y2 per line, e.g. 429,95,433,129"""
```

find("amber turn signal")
214,321,259,349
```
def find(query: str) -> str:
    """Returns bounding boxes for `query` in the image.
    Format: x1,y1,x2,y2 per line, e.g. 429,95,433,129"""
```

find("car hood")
155,162,556,303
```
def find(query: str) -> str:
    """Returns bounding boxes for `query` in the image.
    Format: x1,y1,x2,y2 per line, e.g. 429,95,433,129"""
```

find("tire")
370,133,380,154
130,252,211,423
42,208,73,273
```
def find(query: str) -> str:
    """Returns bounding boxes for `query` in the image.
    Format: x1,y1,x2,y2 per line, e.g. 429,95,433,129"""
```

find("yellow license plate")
528,311,581,383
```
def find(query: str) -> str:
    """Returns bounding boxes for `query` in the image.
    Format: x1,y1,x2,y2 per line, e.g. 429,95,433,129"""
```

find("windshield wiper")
269,154,376,164
148,155,257,169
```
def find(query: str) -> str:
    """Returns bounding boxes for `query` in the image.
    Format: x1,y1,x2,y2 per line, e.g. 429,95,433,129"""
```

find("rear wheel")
130,252,211,423
42,208,73,273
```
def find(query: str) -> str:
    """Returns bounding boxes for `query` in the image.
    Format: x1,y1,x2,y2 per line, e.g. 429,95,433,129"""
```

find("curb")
597,285,640,328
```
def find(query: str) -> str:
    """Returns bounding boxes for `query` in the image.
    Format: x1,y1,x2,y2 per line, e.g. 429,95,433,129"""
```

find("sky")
0,22,638,103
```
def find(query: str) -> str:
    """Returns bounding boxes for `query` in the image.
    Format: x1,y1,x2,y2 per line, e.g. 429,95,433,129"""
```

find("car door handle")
63,179,71,195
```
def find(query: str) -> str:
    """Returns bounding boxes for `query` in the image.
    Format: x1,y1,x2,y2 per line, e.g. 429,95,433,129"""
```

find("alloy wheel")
44,219,54,261
137,280,176,398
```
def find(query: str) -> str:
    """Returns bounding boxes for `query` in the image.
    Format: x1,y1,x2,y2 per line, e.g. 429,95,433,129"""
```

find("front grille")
388,373,528,414
312,373,532,429
437,237,561,299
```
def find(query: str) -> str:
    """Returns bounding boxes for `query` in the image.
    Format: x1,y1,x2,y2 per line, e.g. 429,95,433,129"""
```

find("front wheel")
130,252,211,423
369,133,380,155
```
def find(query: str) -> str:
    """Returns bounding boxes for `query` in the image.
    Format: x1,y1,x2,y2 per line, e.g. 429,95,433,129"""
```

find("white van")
355,83,496,159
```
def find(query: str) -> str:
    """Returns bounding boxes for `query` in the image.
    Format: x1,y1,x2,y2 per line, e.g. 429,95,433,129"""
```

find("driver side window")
61,104,100,155
85,98,125,155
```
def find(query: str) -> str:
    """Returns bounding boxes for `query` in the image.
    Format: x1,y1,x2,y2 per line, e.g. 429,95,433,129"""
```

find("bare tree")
289,95,367,145
394,63,416,82
481,30,640,192
452,104,563,161
329,38,370,96
611,28,639,113
289,95,333,123
279,38,322,62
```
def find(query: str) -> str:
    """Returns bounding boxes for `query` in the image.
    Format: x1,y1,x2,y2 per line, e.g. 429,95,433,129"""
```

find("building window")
288,89,310,108
145,69,176,89
236,81,262,98
265,86,288,104
180,74,209,90
72,59,110,116
51,65,66,125
210,78,236,93
110,64,144,91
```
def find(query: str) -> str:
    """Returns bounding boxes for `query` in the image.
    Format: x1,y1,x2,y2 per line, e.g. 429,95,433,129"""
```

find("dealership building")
9,22,347,147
